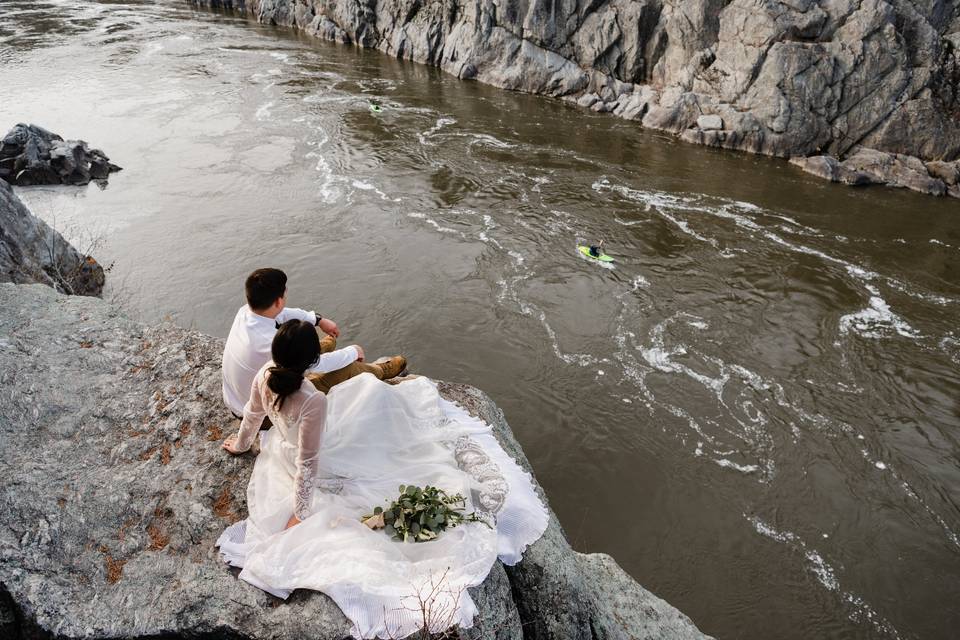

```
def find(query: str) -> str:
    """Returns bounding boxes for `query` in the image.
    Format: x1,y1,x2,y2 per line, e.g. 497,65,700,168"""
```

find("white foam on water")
350,179,400,202
255,101,274,121
746,516,902,638
466,133,516,150
417,116,457,145
712,458,760,473
805,550,839,591
534,305,599,367
269,51,294,64
839,283,919,339
593,179,724,249
406,212,459,235
305,129,342,204
530,175,551,193
143,42,164,57
884,277,954,306
639,320,728,397
303,93,354,105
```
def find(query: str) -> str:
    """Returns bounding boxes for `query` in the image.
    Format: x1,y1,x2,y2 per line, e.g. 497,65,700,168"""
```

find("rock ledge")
0,283,711,639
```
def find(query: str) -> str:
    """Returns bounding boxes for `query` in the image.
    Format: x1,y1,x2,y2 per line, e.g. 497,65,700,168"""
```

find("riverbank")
188,0,960,200
0,280,710,639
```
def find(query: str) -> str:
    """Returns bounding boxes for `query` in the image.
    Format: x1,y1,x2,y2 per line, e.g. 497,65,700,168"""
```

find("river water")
2,1,958,638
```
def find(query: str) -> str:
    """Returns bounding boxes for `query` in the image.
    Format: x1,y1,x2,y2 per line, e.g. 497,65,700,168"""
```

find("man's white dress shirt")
221,305,359,415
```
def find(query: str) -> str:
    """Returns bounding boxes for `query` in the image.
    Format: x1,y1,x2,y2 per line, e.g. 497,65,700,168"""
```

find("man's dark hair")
245,268,287,311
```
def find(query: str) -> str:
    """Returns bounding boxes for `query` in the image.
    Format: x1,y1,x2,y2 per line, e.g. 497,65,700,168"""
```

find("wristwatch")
315,314,323,326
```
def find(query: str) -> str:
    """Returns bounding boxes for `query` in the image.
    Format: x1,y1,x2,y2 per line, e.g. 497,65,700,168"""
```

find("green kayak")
578,245,614,262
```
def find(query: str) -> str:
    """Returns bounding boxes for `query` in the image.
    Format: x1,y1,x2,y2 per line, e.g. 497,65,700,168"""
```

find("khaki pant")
306,332,384,394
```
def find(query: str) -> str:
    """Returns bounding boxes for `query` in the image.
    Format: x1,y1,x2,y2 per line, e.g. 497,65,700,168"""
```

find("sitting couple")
221,267,407,421
215,268,549,638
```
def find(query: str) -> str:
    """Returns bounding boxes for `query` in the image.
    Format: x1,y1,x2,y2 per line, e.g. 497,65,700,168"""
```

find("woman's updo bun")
267,319,321,409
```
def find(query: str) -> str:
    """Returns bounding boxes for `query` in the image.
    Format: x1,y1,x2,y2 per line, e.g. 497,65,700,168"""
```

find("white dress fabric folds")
216,372,549,639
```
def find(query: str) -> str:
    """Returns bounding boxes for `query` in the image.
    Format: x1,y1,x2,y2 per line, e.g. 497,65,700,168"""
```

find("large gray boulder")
190,0,960,198
0,282,711,640
0,124,121,187
0,179,105,296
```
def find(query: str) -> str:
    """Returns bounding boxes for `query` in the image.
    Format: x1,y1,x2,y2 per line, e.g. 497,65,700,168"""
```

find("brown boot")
373,355,407,379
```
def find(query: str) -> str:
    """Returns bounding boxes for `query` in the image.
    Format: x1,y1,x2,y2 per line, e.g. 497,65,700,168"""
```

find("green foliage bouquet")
362,484,488,543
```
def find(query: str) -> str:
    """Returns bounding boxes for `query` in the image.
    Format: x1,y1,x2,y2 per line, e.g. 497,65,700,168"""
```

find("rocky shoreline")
0,278,710,637
189,0,960,200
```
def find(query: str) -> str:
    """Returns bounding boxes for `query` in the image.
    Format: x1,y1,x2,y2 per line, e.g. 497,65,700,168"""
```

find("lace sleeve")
234,369,267,452
293,391,327,520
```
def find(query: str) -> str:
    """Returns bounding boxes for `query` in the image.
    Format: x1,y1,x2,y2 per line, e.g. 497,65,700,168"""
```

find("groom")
221,267,406,416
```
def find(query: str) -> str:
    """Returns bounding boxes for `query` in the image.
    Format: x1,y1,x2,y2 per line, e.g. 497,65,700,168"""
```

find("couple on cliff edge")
213,267,549,639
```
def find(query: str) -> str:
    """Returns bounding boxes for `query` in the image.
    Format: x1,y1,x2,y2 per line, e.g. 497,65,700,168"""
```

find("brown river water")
2,1,959,638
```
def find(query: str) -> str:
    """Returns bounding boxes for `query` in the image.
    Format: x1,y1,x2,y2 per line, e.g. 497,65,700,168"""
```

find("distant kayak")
578,245,614,262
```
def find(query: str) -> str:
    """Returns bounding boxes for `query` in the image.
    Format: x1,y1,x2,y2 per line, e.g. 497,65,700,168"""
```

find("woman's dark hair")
267,320,320,409
245,268,287,311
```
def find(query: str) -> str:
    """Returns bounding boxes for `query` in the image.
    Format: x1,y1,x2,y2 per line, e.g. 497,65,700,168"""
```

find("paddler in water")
588,240,605,258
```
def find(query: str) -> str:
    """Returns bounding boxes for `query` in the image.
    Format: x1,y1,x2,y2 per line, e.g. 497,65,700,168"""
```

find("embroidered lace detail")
454,436,508,515
294,462,316,520
314,476,345,495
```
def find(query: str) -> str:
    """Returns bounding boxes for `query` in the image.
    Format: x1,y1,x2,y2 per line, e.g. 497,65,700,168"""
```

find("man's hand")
318,318,339,337
354,345,365,362
285,514,301,530
222,434,244,455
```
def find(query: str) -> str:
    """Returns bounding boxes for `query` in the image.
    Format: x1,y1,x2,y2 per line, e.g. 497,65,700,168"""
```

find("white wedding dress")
216,370,548,639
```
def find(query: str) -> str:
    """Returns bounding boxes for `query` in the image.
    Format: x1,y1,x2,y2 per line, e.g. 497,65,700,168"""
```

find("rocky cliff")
190,0,960,198
0,179,105,296
0,282,711,639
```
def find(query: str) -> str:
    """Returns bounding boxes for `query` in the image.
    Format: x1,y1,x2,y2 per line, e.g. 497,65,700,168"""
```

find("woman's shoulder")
299,378,326,401
255,360,274,382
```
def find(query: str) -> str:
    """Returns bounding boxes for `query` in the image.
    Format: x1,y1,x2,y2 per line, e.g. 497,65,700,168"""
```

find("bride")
217,320,548,639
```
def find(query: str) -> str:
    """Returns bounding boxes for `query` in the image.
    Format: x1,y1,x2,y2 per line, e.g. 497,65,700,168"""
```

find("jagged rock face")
191,0,960,161
0,283,711,640
0,124,121,187
0,179,105,296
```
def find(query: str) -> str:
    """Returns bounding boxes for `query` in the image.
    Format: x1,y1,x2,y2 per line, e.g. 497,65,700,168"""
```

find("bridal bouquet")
362,484,487,543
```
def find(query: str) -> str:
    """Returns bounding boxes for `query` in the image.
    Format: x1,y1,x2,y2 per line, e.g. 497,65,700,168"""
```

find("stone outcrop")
190,0,960,199
0,124,121,187
0,282,711,640
0,179,105,295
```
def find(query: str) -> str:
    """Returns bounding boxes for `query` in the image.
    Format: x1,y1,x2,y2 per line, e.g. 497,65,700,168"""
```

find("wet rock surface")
0,282,711,640
192,0,960,198
0,179,105,295
0,123,121,187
